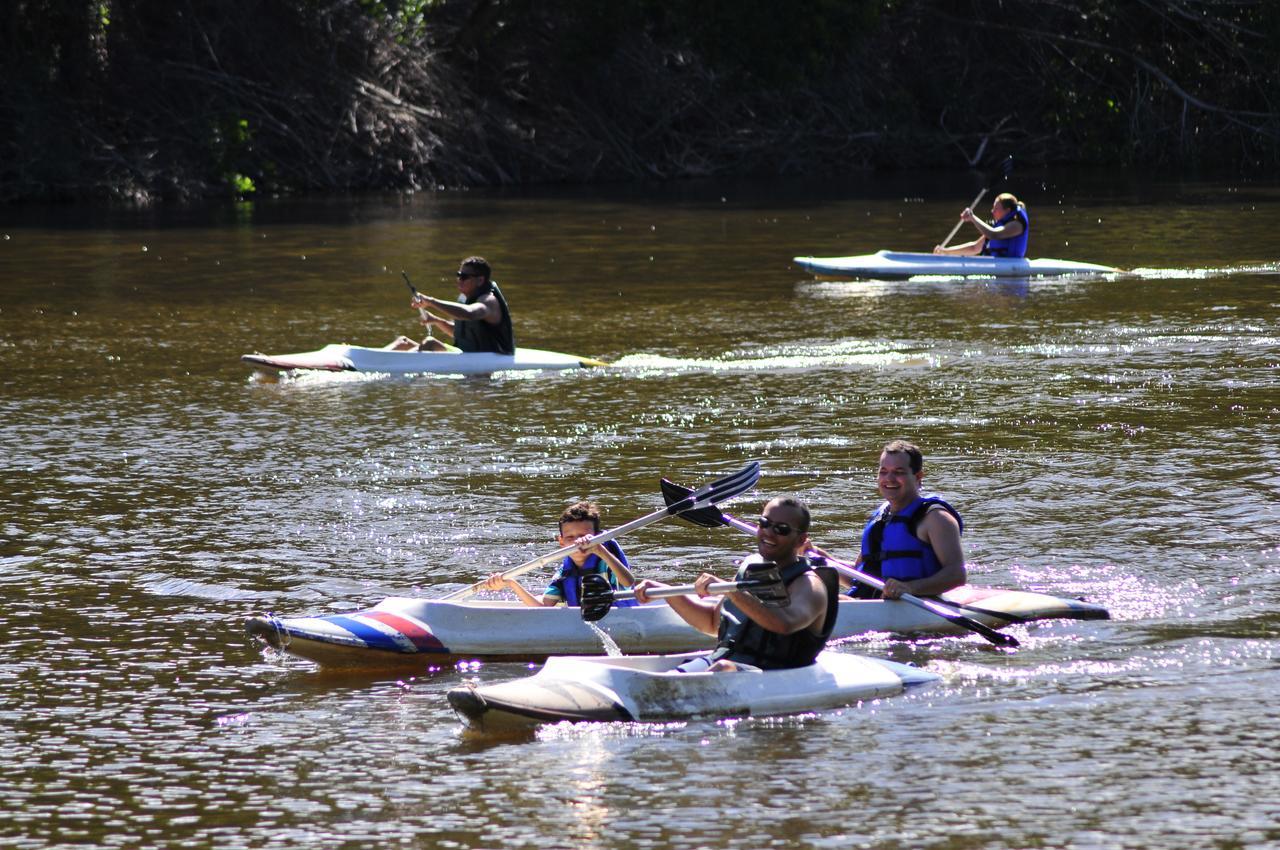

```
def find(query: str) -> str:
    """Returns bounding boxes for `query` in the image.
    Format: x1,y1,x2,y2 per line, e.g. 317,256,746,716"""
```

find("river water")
2,171,1278,850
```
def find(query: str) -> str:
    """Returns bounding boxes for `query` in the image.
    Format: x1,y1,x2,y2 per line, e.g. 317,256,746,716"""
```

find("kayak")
446,650,941,731
793,250,1119,279
244,585,1110,669
240,343,608,375
245,598,712,668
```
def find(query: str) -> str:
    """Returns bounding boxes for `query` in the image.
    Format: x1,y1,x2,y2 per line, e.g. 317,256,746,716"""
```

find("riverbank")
4,0,1278,204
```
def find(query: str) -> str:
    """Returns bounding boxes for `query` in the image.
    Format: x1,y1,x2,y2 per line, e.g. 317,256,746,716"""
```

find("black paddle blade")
693,461,760,508
738,562,789,608
660,478,729,529
579,573,618,623
997,154,1014,179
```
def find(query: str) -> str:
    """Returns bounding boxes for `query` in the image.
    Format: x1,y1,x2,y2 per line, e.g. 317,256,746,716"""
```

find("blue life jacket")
710,557,839,670
546,539,637,608
452,281,515,354
853,495,963,594
981,206,1030,258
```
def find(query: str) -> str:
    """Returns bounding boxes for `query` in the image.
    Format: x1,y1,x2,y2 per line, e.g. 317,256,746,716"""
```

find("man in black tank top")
386,256,515,354
633,496,836,671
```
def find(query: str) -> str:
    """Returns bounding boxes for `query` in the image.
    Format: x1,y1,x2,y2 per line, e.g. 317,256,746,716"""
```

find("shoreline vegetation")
4,0,1278,205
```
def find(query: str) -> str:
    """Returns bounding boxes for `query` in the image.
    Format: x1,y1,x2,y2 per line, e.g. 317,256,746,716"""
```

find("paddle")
937,155,1014,251
401,270,437,345
658,478,1019,648
579,561,788,623
439,461,761,601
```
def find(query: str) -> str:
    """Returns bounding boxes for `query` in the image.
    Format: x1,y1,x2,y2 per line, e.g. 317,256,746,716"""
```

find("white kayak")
240,343,608,375
794,250,1119,279
244,585,1110,669
447,650,940,731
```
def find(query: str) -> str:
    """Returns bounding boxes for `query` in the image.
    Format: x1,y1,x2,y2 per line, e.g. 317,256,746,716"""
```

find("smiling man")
386,255,515,353
633,496,838,671
849,440,968,601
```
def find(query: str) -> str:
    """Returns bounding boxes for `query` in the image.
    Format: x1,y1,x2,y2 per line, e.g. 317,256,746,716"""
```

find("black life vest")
452,281,515,354
711,557,839,670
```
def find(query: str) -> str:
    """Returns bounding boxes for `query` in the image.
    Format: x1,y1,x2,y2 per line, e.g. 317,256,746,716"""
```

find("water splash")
585,621,624,656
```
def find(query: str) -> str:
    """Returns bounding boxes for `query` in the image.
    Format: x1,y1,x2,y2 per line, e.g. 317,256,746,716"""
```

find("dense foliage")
3,0,1277,202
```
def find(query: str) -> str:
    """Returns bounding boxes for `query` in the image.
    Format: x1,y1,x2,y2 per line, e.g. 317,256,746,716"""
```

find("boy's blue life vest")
547,539,637,608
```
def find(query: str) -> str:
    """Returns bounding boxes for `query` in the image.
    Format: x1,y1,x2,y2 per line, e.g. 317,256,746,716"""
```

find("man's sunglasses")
456,271,481,279
756,517,796,536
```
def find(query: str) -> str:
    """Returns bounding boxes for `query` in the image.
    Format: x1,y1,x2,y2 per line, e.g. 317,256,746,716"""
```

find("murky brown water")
3,171,1279,849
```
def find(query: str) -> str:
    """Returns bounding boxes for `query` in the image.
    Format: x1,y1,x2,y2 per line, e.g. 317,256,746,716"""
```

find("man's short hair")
882,440,923,474
460,256,492,282
559,500,602,534
767,496,811,535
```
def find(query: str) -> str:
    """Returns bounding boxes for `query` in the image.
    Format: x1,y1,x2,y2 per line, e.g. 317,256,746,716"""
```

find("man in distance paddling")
933,193,1029,258
386,256,515,353
633,496,838,671
837,440,967,600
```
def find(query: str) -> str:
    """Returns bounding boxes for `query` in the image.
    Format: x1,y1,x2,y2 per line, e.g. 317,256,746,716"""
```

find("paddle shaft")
441,504,682,601
443,462,760,601
402,271,434,340
579,565,786,622
939,155,1013,250
718,515,895,594
611,578,773,603
938,188,987,250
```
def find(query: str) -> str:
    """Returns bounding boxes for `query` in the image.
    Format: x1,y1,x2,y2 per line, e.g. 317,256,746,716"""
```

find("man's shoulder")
918,502,962,535
787,563,832,592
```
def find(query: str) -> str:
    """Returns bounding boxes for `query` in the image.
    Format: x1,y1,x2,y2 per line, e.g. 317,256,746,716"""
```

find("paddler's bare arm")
720,571,828,635
412,292,501,324
933,237,985,256
961,207,1025,241
633,578,721,636
483,573,556,607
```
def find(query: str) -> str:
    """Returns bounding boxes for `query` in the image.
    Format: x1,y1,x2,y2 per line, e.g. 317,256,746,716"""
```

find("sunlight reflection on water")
2,177,1279,850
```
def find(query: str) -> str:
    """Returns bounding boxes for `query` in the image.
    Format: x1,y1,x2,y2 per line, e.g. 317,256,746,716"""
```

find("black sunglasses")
456,271,481,279
756,517,795,536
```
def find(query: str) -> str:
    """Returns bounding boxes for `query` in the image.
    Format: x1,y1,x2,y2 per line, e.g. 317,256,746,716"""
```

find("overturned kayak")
794,250,1118,279
244,585,1110,669
241,343,608,375
447,650,940,731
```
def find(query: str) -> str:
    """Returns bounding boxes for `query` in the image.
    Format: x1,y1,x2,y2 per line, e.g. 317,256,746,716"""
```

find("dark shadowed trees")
2,0,1276,202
